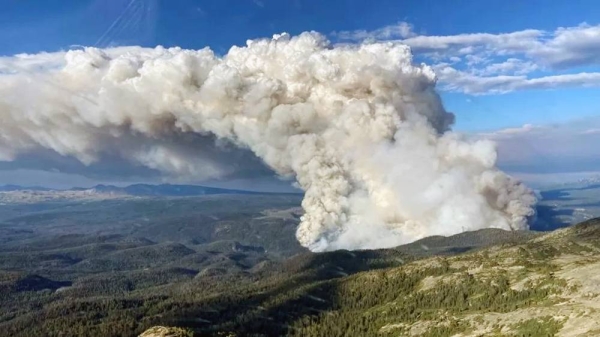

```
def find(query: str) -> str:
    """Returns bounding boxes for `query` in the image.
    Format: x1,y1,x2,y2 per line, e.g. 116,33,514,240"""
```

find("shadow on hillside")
164,270,337,335
164,251,406,336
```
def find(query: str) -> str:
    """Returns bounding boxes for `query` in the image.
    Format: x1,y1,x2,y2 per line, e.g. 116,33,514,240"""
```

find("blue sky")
1,0,599,187
3,0,599,51
2,0,599,132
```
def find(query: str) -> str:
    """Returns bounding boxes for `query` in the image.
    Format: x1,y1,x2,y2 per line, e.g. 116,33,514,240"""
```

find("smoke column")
0,32,536,251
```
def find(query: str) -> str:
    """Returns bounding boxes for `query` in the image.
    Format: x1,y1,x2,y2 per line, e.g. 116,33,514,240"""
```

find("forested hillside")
4,214,600,336
2,193,600,336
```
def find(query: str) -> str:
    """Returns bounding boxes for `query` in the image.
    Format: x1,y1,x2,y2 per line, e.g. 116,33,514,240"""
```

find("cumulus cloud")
332,22,600,94
0,32,536,251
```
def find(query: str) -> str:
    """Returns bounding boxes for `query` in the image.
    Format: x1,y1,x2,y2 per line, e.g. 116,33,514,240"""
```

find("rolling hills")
3,213,597,336
1,185,600,336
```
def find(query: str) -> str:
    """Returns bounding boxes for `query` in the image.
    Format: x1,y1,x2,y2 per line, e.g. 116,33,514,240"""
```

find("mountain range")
0,183,300,197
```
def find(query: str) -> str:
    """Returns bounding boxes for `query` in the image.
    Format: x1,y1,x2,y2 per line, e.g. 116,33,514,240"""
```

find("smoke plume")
0,32,536,251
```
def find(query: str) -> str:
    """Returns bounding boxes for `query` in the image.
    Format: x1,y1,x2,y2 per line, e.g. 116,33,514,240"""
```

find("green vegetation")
1,194,599,337
511,316,564,337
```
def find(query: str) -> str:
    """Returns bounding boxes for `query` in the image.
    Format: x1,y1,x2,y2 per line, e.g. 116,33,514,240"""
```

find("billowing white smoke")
0,32,536,251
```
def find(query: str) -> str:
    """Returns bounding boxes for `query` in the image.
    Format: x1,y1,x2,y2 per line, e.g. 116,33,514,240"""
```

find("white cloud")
356,23,600,70
401,29,541,55
531,23,600,69
434,64,600,94
465,54,489,66
480,124,541,137
332,22,600,94
332,22,415,41
0,52,65,74
477,58,538,76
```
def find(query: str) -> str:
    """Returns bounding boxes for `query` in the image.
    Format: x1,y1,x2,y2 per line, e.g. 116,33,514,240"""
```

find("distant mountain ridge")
0,183,300,197
0,184,52,192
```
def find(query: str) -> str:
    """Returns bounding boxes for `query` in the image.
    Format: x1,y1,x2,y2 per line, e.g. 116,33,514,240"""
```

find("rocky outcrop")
138,326,193,337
